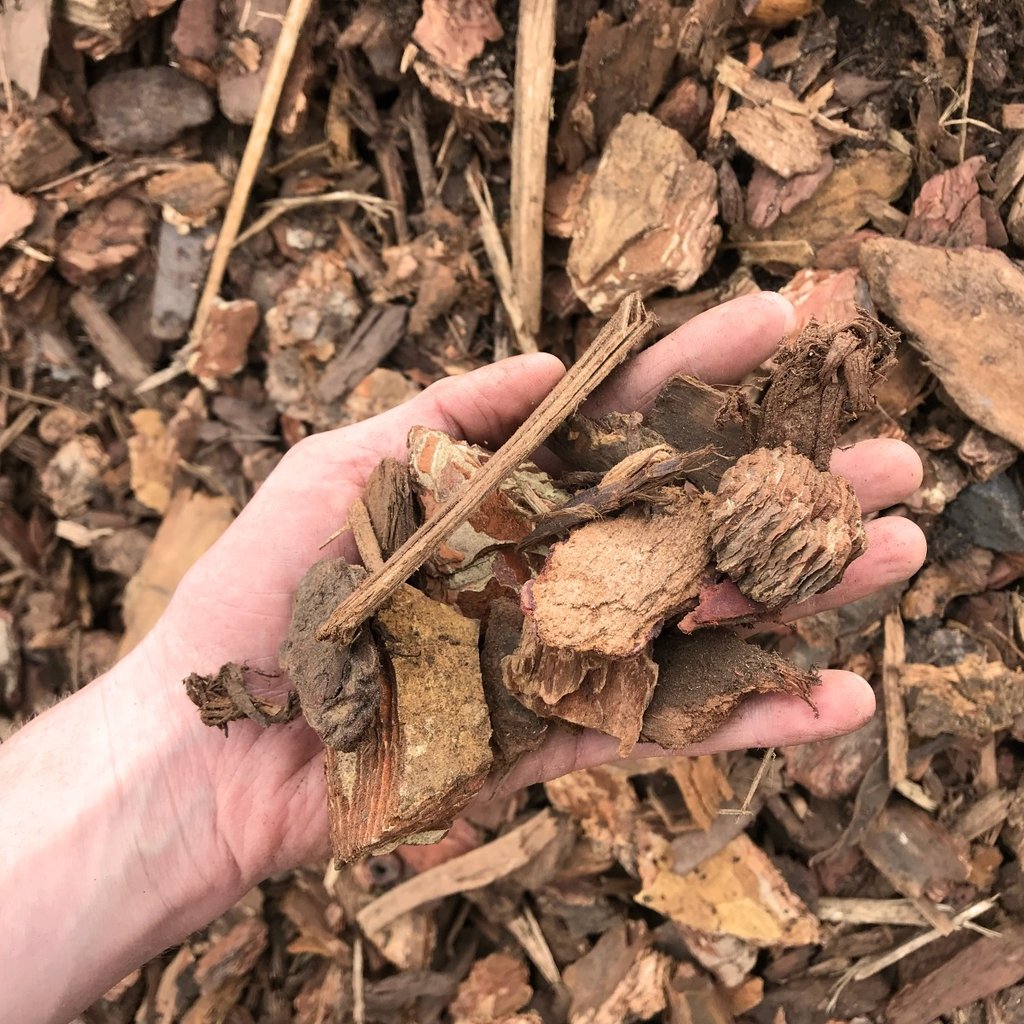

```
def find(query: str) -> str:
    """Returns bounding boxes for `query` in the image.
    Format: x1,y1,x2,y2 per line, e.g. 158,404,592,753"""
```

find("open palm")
148,292,925,883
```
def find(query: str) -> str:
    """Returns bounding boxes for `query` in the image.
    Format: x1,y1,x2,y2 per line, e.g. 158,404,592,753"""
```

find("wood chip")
356,811,560,934
568,113,719,315
637,833,821,947
862,237,1024,449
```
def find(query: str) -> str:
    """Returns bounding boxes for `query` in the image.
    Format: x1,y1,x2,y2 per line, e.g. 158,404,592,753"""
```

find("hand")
151,291,925,882
0,292,926,1024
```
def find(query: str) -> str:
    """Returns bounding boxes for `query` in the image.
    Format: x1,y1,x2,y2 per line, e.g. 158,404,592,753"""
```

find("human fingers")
586,291,796,418
831,438,923,514
782,516,927,622
486,669,874,796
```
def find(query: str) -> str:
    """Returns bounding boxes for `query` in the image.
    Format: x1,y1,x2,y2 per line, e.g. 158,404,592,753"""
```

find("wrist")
0,630,249,1024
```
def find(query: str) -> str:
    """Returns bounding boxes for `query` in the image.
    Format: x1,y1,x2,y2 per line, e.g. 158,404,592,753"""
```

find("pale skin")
0,293,926,1024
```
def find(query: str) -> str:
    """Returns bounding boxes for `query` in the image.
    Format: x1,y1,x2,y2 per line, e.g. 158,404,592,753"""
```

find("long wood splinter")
316,292,656,644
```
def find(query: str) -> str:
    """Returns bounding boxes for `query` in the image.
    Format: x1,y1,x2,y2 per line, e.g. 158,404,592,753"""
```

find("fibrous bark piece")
711,446,865,608
325,585,492,863
757,312,898,469
568,113,719,315
642,629,817,750
525,490,712,658
279,559,381,753
502,623,658,756
184,663,298,730
522,444,714,546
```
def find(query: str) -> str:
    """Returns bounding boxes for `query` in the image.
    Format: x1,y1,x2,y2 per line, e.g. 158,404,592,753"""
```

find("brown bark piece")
784,713,884,800
711,446,865,608
734,148,911,247
887,928,1024,1024
550,411,668,475
502,623,658,756
449,952,532,1024
860,801,970,901
411,53,513,123
568,113,720,315
0,185,36,249
524,489,712,658
187,298,260,384
184,663,298,730
723,105,823,179
563,921,671,1024
645,375,752,491
899,654,1024,741
666,963,741,1023
481,599,549,770
555,2,688,172
642,629,817,751
279,559,382,753
216,0,314,132
40,436,109,519
57,197,151,287
120,491,236,656
127,409,176,514
757,313,898,470
861,237,1024,449
408,427,565,615
745,154,834,230
521,445,714,547
412,0,502,76
325,584,492,863
780,266,870,334
904,157,987,247
145,163,230,228
901,548,994,621
637,833,821,947
0,114,80,191
363,457,419,562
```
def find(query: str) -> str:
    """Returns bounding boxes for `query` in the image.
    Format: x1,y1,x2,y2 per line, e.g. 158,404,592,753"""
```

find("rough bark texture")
642,628,818,749
711,446,865,608
524,489,712,659
502,622,659,756
325,584,492,863
568,113,720,314
757,312,898,470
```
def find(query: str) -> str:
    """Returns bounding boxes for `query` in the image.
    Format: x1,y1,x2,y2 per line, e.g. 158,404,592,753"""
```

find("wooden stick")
317,293,656,643
960,18,981,165
70,290,152,389
510,0,556,341
883,609,909,787
466,164,537,355
139,0,314,394
356,811,559,934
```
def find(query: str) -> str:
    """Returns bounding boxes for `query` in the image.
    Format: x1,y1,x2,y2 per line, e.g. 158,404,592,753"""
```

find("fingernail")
759,290,798,336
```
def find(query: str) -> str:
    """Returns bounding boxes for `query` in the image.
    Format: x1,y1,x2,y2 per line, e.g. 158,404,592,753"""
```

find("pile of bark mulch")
8,0,1024,1020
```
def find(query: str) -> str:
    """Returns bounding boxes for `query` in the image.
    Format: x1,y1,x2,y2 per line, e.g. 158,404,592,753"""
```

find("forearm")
0,639,246,1024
